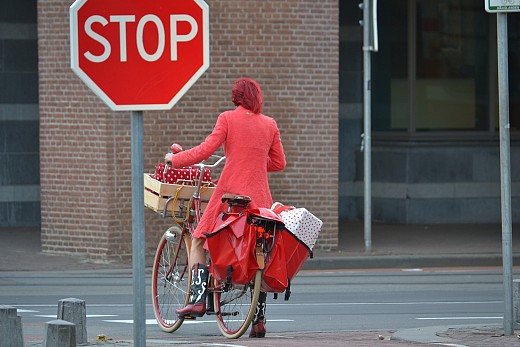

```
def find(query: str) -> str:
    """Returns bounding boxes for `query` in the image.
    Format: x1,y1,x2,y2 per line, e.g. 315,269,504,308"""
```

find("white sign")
485,0,520,13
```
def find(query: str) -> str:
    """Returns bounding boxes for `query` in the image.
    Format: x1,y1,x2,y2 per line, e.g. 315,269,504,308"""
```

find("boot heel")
249,321,266,338
189,309,206,318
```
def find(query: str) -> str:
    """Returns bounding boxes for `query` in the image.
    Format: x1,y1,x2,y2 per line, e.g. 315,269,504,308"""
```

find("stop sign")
70,0,209,111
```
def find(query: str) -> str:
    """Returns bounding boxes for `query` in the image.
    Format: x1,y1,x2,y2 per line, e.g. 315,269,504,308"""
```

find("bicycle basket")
143,173,215,216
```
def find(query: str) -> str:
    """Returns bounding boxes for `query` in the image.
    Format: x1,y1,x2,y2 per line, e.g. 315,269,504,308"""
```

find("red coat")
170,106,286,238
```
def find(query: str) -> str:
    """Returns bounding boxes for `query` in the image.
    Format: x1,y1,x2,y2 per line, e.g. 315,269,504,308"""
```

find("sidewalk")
312,221,520,269
23,327,520,347
2,221,520,346
2,221,519,272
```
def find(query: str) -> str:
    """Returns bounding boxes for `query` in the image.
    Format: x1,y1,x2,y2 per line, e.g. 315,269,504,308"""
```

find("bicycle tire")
213,270,262,339
152,225,191,333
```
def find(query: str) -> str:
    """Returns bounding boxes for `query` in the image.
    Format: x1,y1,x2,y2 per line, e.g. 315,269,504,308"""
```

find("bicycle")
151,154,282,339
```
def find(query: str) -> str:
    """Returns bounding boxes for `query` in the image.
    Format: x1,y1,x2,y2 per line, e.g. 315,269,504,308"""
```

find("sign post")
360,0,378,253
131,110,145,345
69,0,209,345
497,12,513,336
485,0,518,336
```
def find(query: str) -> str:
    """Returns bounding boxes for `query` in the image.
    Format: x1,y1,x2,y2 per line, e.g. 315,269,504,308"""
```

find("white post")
43,320,76,347
57,298,87,344
0,305,24,347
496,12,513,336
362,0,372,252
513,279,520,323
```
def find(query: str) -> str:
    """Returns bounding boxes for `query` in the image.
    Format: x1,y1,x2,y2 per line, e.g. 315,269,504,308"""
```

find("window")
510,13,520,130
372,0,519,133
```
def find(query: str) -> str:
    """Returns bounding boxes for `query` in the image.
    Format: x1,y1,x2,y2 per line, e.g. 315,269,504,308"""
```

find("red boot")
176,263,209,318
249,320,266,338
249,291,267,338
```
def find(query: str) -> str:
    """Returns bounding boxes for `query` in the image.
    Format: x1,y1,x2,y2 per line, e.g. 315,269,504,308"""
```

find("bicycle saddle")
221,193,252,207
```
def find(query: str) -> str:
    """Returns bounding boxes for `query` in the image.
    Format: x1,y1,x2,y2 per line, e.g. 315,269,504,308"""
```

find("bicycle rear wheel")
152,225,191,333
213,270,261,338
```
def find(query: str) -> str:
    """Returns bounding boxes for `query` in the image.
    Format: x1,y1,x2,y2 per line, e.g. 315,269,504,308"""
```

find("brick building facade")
37,0,339,262
6,0,514,262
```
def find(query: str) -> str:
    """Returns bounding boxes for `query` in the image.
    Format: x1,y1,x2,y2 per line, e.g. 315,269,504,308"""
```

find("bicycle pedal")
221,311,239,317
183,315,197,320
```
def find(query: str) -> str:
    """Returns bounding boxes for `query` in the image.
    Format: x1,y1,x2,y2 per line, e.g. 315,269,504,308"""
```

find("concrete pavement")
3,221,520,272
23,325,520,347
2,221,520,346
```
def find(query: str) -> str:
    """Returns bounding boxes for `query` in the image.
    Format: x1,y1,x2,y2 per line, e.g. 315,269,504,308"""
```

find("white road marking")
103,319,294,325
12,304,133,307
416,316,502,320
200,344,247,347
34,314,118,318
12,301,502,307
267,300,501,306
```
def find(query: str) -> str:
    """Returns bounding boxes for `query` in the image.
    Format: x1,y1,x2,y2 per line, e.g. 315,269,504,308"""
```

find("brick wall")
38,0,339,262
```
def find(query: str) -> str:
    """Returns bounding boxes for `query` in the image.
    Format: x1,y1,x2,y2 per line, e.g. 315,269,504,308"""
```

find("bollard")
514,279,520,323
57,298,87,344
0,305,24,347
43,319,76,347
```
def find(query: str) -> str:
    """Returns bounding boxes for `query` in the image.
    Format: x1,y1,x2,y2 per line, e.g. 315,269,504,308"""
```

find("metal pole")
408,0,417,132
496,12,513,336
363,0,372,252
131,110,146,345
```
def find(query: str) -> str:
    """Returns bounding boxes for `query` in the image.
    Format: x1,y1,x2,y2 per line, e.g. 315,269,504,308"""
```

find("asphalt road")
0,266,512,345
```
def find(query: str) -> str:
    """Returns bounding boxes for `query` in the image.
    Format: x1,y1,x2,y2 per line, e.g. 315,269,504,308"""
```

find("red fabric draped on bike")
204,211,259,284
205,207,311,294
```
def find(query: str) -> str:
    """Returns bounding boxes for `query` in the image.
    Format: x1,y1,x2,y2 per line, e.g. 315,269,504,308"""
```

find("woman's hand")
165,143,183,165
170,143,183,153
164,152,173,165
164,143,183,165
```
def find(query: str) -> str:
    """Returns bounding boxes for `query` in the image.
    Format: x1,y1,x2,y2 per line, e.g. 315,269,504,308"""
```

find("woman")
165,78,286,338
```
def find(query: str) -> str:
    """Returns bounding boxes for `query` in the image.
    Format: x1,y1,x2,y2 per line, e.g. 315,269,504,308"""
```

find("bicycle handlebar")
192,155,226,169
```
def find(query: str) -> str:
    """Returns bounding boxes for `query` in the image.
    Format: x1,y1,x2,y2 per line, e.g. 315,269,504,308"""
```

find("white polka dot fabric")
279,208,321,250
152,163,211,185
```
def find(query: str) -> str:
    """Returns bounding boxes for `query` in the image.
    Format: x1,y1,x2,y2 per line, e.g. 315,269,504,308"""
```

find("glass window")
372,0,498,132
372,0,408,131
510,14,520,131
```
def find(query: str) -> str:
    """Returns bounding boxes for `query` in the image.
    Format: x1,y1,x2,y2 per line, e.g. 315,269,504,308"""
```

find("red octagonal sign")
70,0,209,111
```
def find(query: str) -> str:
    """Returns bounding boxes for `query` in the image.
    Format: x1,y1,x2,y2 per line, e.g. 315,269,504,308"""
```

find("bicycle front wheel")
213,270,261,339
152,225,191,333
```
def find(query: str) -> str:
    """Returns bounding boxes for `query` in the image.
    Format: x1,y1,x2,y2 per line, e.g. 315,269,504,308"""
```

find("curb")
391,324,507,346
391,325,459,345
303,254,520,270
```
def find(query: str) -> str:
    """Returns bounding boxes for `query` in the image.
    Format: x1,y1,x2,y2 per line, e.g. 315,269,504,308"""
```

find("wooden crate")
144,173,215,215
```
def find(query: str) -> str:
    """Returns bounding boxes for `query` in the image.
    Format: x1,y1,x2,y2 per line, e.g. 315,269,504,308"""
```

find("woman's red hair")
231,78,263,114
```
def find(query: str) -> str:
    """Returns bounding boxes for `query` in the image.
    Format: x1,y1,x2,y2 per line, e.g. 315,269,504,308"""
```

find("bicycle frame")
152,154,266,338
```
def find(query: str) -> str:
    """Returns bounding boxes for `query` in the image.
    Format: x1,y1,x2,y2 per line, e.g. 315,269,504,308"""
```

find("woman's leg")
249,291,267,338
176,237,209,317
189,237,207,267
